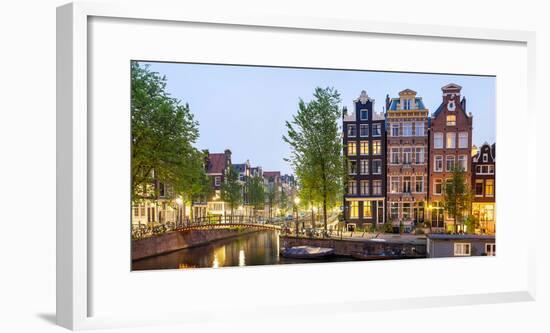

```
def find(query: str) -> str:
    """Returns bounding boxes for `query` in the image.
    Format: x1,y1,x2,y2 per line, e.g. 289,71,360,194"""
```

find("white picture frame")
57,1,537,330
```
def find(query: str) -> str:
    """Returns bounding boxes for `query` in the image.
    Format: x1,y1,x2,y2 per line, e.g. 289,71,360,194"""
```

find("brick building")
471,142,496,234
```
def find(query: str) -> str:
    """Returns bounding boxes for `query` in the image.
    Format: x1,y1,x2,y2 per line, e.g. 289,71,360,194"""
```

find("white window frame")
434,179,443,195
454,243,471,256
414,147,425,164
372,140,381,155
360,159,369,175
446,155,455,171
414,121,424,136
403,122,413,136
414,175,424,193
458,155,467,171
446,132,456,149
214,176,221,187
372,159,382,174
372,180,382,195
434,155,443,172
391,124,399,137
347,124,356,137
360,109,368,120
403,147,412,164
391,147,400,164
485,243,496,256
459,132,468,148
434,132,443,149
372,123,381,137
359,124,369,137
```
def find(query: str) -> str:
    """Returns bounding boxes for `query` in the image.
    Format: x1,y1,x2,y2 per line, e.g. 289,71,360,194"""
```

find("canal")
132,230,354,270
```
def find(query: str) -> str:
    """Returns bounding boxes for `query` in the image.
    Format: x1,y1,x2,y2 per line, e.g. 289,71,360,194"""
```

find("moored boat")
280,246,335,259
351,251,404,261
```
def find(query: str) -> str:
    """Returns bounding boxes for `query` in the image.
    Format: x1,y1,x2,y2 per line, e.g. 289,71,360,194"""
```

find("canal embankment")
280,235,427,257
132,228,259,260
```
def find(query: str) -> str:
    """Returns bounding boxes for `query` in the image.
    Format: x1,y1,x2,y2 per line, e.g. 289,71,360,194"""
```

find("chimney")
342,106,348,119
224,149,232,167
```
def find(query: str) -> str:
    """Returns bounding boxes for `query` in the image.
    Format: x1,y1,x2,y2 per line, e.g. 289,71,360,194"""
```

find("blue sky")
139,61,495,175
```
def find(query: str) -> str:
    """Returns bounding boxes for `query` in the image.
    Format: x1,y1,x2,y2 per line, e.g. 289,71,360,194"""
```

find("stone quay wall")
132,228,257,260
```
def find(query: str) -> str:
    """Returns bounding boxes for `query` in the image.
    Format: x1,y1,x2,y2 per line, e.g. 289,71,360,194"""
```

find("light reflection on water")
132,231,353,271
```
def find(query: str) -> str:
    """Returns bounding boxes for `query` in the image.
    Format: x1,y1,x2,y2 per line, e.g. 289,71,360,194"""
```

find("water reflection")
132,231,353,271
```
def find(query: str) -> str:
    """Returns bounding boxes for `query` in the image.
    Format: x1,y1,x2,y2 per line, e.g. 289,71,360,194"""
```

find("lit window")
363,201,372,217
446,115,456,126
360,141,369,155
446,132,456,149
459,132,468,148
434,132,443,149
372,140,381,155
347,141,357,156
349,201,359,219
347,124,356,137
485,179,494,197
454,243,471,256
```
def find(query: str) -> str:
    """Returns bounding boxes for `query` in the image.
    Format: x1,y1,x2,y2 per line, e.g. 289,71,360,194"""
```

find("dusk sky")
139,61,496,175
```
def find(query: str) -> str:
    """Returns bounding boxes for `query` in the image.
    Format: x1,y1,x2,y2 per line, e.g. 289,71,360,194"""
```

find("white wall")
0,0,548,332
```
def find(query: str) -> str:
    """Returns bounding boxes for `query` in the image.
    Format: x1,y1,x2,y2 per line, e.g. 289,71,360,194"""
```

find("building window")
434,179,443,195
414,147,425,164
133,207,140,217
459,132,468,148
434,155,443,172
372,180,382,195
446,132,456,149
402,203,411,220
485,243,496,256
489,165,495,174
360,109,368,120
360,124,369,137
390,202,399,220
347,141,357,156
403,147,412,164
372,123,381,136
349,201,359,219
360,180,369,195
214,176,221,187
347,181,357,195
391,147,400,164
347,124,357,137
477,165,495,175
363,201,372,218
403,122,413,136
372,160,382,174
446,155,456,171
446,115,456,126
372,140,381,155
434,132,443,149
158,182,166,197
360,160,369,175
475,180,484,197
403,176,412,193
415,122,425,136
360,141,369,155
457,155,467,171
391,124,399,137
483,153,488,162
403,99,411,110
485,179,494,197
454,243,471,256
415,176,424,193
348,160,357,175
390,177,400,193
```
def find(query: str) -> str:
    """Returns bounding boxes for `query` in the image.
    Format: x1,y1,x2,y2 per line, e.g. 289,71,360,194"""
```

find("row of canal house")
132,148,296,227
343,84,495,234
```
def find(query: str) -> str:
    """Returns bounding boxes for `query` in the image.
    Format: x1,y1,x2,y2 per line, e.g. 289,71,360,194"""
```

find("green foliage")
383,221,394,233
443,166,473,232
248,175,266,213
279,189,289,216
131,61,207,202
221,165,243,217
283,87,344,231
266,184,278,219
464,215,479,234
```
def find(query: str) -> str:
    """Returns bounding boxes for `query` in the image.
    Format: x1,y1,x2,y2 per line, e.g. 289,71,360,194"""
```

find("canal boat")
350,251,404,261
280,246,335,259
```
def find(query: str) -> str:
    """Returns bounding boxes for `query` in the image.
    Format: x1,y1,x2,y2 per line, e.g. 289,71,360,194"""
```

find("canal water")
132,230,354,271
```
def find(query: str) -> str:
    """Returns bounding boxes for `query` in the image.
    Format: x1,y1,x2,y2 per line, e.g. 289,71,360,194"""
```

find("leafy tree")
248,175,266,217
284,87,344,233
266,184,278,221
221,165,242,222
131,61,205,205
443,166,473,233
279,189,289,216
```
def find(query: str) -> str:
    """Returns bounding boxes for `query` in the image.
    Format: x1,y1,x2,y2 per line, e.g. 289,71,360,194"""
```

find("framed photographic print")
57,1,537,330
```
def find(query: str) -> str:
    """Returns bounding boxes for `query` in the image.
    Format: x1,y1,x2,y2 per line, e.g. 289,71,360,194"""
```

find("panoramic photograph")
130,61,496,271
